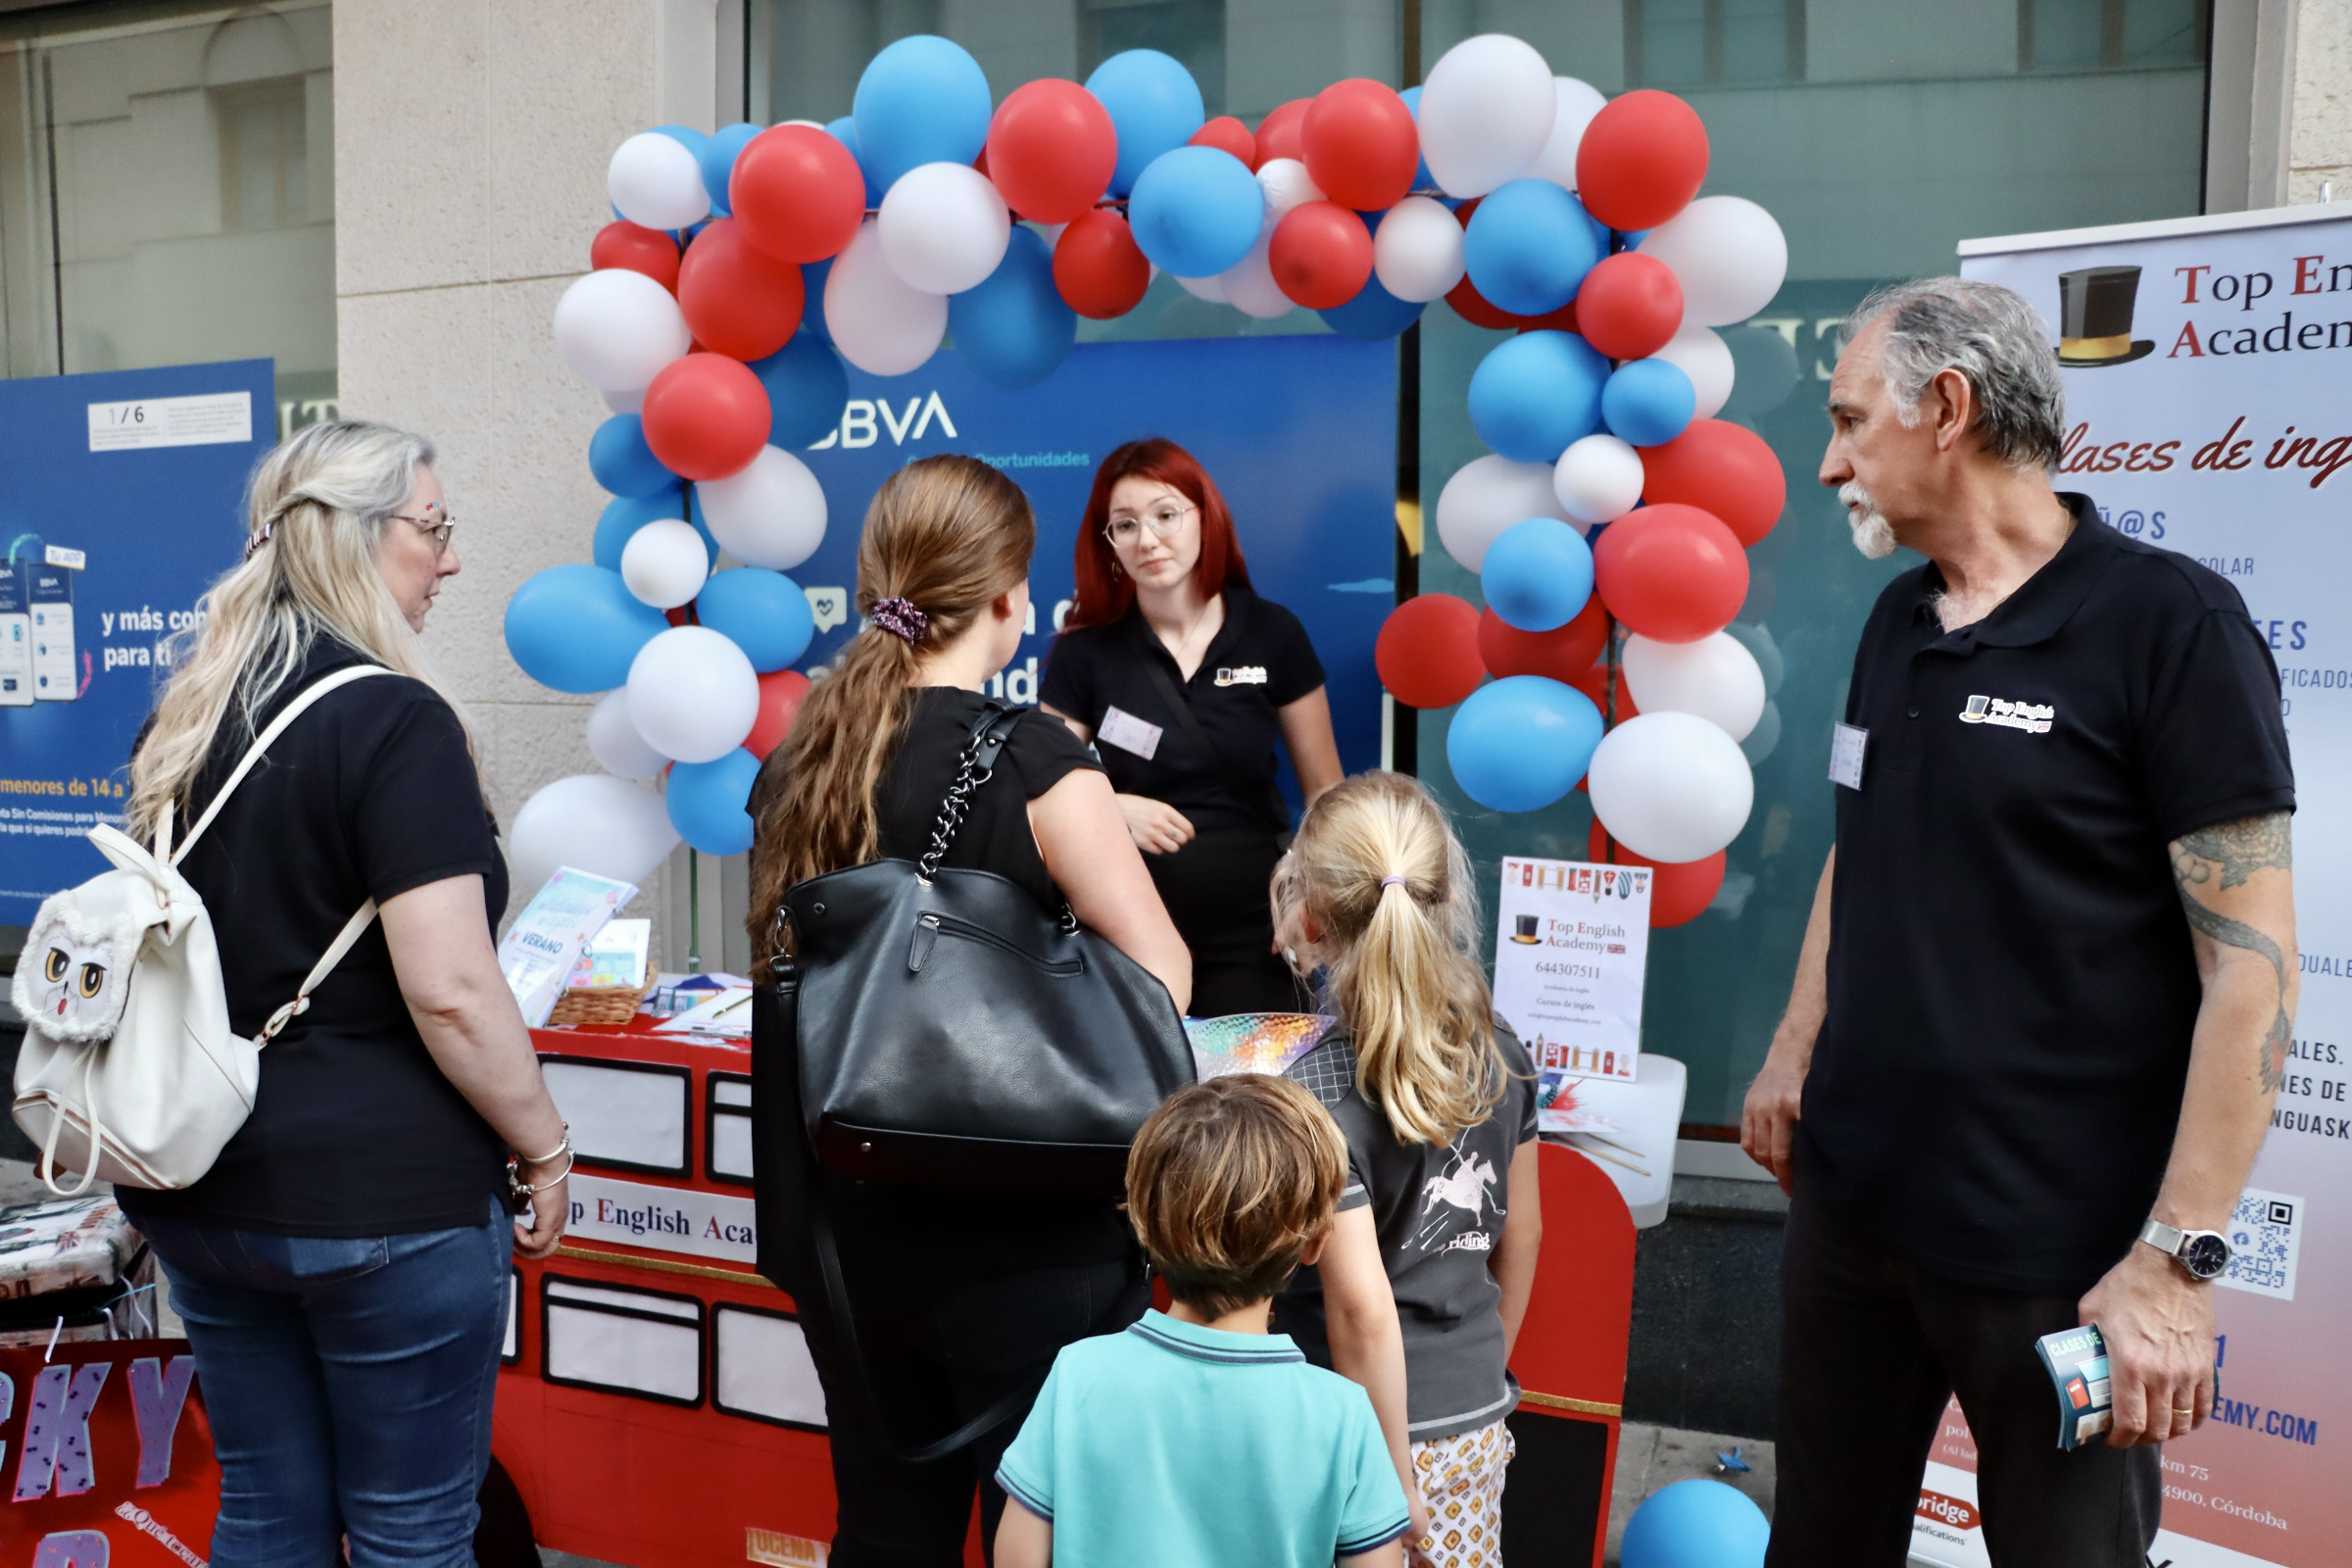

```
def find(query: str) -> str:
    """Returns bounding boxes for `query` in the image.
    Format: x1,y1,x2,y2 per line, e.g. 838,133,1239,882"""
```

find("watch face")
2182,1232,2231,1280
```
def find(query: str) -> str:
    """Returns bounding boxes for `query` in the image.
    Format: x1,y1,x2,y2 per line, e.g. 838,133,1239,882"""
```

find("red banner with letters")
0,1342,218,1567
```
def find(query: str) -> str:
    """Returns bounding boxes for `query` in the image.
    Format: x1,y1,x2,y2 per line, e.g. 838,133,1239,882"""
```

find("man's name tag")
1099,705,1163,760
1830,722,1867,790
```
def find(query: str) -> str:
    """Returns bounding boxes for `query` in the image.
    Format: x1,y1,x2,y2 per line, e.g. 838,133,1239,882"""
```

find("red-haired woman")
1042,438,1344,1016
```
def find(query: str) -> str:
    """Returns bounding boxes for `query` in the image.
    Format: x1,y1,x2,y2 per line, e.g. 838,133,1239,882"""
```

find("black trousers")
796,1240,1150,1568
1149,825,1312,1017
1769,1187,2160,1568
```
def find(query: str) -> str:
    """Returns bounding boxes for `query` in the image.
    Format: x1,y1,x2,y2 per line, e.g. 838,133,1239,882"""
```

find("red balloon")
1592,503,1749,644
730,124,866,264
1586,820,1725,925
1575,89,1709,232
745,669,812,760
1301,79,1419,212
1376,595,1485,710
1253,98,1313,168
676,219,805,362
1054,211,1151,318
640,354,771,481
987,79,1118,223
1569,659,1640,723
1190,116,1257,168
1479,597,1610,684
591,221,680,293
1639,419,1787,548
1575,252,1685,361
1270,201,1374,310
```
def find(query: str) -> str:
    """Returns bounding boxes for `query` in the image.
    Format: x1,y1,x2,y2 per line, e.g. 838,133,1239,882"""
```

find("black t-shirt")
1040,584,1325,834
1275,1024,1540,1443
117,637,510,1238
1801,498,2295,1294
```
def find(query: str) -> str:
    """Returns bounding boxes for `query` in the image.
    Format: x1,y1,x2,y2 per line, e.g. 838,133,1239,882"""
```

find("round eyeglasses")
392,507,456,556
1104,502,1195,549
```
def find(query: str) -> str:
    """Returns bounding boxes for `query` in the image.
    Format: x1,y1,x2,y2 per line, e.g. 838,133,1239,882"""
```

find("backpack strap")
254,899,382,1045
168,664,392,867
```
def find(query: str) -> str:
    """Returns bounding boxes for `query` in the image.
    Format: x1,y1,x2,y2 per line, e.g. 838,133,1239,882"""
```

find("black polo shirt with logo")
1799,495,2295,1295
1041,582,1325,833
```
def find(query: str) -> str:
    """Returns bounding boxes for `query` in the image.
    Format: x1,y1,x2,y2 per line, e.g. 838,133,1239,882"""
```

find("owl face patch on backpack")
12,899,144,1045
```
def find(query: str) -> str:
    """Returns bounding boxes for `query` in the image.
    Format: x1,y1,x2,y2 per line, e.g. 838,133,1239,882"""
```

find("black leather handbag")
776,703,1195,1198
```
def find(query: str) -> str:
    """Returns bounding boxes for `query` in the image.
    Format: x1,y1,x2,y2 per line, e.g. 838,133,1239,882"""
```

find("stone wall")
2292,0,2352,202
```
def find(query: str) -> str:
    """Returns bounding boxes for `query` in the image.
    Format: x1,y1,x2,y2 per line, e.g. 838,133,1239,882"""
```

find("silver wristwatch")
2139,1219,2231,1281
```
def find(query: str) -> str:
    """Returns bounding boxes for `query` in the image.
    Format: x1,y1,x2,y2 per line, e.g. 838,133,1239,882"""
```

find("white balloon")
601,384,646,416
1417,34,1556,198
1173,271,1228,303
1740,699,1782,766
1222,240,1293,318
1523,77,1608,188
697,445,827,571
1435,454,1576,573
608,131,710,230
825,220,948,375
553,270,691,393
1552,435,1645,524
586,689,668,781
619,517,710,610
1639,197,1790,327
1620,632,1767,742
1653,324,1736,421
626,626,760,764
1255,158,1323,221
1724,621,1785,698
510,774,680,898
1588,712,1755,863
877,162,1012,295
1372,196,1467,303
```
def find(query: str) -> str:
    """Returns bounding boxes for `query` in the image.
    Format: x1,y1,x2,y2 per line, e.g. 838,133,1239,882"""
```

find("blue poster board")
0,359,274,922
781,335,1396,808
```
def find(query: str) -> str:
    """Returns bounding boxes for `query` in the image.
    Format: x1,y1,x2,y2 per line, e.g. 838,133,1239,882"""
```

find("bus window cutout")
713,1302,826,1431
542,1275,706,1407
540,1054,693,1176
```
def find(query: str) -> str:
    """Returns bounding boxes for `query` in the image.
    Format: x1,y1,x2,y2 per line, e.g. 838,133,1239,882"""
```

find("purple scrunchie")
871,596,929,644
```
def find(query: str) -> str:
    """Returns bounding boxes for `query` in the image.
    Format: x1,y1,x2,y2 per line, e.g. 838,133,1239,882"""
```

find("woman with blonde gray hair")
116,419,570,1567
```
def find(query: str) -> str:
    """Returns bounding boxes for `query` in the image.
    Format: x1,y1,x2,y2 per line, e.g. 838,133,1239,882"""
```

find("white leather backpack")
11,664,387,1196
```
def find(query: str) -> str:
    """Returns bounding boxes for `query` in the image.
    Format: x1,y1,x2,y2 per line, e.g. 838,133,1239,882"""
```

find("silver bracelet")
517,1123,571,1166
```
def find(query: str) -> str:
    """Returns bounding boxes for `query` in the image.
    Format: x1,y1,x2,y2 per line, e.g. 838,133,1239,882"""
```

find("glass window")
1629,0,1802,89
0,1,336,438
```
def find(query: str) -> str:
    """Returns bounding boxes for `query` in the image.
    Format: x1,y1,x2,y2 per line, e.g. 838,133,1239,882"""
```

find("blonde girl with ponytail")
1272,771,1544,1568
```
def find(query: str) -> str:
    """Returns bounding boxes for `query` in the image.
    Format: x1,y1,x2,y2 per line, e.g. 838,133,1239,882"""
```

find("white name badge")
1098,705,1163,760
1830,722,1867,790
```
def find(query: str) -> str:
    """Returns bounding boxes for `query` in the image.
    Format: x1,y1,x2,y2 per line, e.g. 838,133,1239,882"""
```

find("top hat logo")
2056,266,2154,367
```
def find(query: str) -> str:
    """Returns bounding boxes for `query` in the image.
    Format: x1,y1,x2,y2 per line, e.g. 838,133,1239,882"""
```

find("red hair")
1063,438,1251,630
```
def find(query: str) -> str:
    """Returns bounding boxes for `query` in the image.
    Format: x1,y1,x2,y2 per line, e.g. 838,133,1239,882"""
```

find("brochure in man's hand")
2035,1325,2114,1449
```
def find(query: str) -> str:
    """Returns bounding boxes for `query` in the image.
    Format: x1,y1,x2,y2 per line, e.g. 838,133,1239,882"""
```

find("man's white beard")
1841,482,1897,560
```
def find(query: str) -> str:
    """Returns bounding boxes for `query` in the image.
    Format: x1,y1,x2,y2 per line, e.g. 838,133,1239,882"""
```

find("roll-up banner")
1909,207,2352,1567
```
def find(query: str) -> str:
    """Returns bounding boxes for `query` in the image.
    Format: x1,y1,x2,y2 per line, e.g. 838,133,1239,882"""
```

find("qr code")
2217,1186,2302,1300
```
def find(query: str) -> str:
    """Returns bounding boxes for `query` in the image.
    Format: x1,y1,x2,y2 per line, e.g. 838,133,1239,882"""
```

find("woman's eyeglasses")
1103,503,1195,548
392,507,457,557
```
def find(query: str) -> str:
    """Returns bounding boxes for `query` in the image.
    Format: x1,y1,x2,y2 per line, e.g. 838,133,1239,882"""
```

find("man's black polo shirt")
1041,582,1325,834
1799,495,2294,1295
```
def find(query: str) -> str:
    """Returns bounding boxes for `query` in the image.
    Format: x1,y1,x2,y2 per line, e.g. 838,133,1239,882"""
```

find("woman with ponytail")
746,454,1189,1566
1272,773,1544,1568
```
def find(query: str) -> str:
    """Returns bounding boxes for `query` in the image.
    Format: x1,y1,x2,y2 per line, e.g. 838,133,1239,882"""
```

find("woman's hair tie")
243,523,275,559
1379,875,1407,890
871,596,929,644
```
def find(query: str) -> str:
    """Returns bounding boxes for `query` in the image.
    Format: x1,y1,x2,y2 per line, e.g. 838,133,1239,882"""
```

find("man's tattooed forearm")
2173,812,2296,1094
2177,811,2293,890
2175,896,2294,1092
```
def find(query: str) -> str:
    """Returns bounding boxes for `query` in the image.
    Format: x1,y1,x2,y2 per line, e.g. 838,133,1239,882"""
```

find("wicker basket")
546,960,656,1029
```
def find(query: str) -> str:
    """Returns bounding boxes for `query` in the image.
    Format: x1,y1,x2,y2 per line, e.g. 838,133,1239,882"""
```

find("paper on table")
651,986,757,1038
498,866,638,1027
568,918,651,989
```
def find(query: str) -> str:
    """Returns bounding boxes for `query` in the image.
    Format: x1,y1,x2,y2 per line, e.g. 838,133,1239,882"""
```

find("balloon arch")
508,32,1791,930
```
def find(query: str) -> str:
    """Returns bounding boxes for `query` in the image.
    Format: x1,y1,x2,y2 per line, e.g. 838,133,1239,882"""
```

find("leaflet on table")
651,986,756,1038
1493,856,1652,1094
566,917,651,990
497,866,638,1027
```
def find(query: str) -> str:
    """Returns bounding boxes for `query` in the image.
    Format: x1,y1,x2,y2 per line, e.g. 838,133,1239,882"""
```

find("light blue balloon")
505,564,669,695
950,227,1077,389
1603,358,1698,448
1463,179,1602,317
1619,1480,1769,1568
801,258,836,343
1466,330,1610,464
1399,85,1437,195
593,490,715,571
652,123,710,161
852,35,993,192
1446,676,1604,814
1127,146,1262,279
667,749,762,856
823,118,883,210
696,568,813,672
1481,518,1595,633
1319,272,1424,340
702,122,761,216
588,416,675,500
1086,49,1205,196
751,330,849,450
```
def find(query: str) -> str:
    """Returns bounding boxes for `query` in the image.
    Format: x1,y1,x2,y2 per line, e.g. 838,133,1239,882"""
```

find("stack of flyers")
497,866,638,1027
2034,1325,2113,1449
567,918,652,990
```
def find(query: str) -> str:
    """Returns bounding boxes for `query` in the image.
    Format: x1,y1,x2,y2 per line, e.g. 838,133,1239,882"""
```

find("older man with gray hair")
1740,277,2299,1564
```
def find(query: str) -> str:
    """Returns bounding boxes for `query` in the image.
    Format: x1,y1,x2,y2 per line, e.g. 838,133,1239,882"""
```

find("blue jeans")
137,1198,512,1568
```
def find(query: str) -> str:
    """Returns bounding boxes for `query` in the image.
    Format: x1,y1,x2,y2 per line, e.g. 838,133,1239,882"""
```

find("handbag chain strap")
916,704,1020,884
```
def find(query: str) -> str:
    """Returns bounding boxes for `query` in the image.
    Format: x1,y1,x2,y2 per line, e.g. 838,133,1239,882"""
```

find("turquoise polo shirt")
997,1310,1411,1567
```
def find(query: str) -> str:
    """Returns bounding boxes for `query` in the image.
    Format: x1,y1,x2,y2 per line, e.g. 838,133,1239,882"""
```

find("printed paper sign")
567,1172,758,1264
86,391,253,452
1492,856,1650,1086
497,866,638,1027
